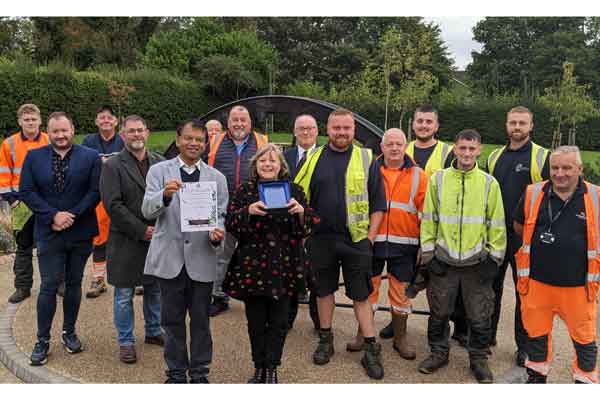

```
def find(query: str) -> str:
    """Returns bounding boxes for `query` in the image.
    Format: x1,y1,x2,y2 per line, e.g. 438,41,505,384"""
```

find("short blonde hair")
249,143,290,182
17,104,41,119
507,106,533,121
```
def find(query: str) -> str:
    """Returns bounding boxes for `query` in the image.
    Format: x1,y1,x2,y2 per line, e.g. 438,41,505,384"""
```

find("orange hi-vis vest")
207,131,268,167
375,157,428,246
0,131,49,195
515,180,600,301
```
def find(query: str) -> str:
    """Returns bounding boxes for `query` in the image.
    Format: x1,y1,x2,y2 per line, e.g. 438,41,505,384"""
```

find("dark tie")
297,151,307,168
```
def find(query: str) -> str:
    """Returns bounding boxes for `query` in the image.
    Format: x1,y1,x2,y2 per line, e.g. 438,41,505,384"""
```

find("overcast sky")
424,17,484,71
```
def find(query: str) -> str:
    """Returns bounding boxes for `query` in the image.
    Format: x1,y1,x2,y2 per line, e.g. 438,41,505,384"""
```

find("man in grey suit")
142,119,228,383
100,115,165,364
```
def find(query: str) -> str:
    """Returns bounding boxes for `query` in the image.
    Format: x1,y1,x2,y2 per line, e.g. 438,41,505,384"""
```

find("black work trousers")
426,261,494,361
156,267,213,383
13,215,35,289
244,296,291,369
491,251,527,351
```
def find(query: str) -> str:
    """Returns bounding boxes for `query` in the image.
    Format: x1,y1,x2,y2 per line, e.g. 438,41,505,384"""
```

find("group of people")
0,101,597,385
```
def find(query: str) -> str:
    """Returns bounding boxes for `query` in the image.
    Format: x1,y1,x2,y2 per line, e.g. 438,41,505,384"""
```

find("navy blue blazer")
19,144,102,242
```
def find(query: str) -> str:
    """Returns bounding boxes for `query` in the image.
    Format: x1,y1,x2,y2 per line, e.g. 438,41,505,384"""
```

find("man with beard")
295,108,387,380
486,106,549,366
20,112,101,366
100,115,165,364
205,106,268,316
82,105,125,299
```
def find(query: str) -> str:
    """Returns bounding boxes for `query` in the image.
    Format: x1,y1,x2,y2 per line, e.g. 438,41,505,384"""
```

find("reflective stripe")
535,146,545,174
7,136,16,165
526,361,551,376
422,243,435,252
435,170,443,209
437,238,484,260
438,214,485,225
388,167,421,214
572,370,597,384
517,268,530,277
588,250,597,259
0,167,11,173
489,249,505,260
522,244,531,254
587,183,600,254
488,219,505,227
349,193,369,203
421,212,435,221
440,143,451,165
348,213,369,224
0,187,12,194
528,183,544,218
374,234,419,245
389,200,417,214
361,148,370,184
588,273,600,282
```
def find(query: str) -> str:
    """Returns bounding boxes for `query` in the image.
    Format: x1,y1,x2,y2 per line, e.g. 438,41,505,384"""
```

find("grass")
74,132,600,173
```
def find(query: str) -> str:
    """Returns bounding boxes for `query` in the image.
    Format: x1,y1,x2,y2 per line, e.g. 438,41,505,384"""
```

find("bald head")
381,128,408,167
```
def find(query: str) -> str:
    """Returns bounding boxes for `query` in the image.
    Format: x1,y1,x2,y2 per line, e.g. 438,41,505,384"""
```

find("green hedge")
0,60,214,135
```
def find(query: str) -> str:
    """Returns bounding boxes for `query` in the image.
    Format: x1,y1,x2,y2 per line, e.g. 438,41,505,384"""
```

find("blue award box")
258,180,291,211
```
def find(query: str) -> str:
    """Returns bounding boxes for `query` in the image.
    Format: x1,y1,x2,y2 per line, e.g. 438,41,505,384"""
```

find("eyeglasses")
124,128,146,134
296,126,317,132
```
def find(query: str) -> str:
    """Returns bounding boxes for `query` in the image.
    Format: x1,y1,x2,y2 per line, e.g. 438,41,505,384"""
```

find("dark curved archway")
163,95,383,159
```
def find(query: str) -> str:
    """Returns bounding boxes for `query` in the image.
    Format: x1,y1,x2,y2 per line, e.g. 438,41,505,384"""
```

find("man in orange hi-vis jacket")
1,104,49,304
514,145,599,384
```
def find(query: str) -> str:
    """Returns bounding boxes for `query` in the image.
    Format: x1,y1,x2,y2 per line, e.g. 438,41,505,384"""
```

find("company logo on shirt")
575,211,587,221
515,163,530,173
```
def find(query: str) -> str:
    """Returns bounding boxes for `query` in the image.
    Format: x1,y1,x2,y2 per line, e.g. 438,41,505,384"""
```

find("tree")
0,17,34,59
539,61,598,148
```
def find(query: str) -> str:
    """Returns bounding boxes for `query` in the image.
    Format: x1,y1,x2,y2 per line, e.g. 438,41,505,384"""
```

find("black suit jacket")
284,145,319,180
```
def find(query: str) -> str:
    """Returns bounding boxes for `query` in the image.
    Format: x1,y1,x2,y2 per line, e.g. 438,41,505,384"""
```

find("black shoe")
190,376,209,383
61,331,83,354
248,367,266,383
313,331,334,365
526,367,547,383
30,340,50,366
165,378,187,383
264,367,278,384
361,342,384,380
378,321,394,339
418,354,449,374
516,350,527,367
8,288,30,304
470,359,494,383
208,298,230,317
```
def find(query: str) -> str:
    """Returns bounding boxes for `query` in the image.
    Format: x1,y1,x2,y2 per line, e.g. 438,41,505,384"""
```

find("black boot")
247,367,265,383
418,353,449,374
361,341,384,380
378,320,394,339
8,288,30,304
313,330,334,365
264,367,278,384
526,367,547,383
470,359,494,383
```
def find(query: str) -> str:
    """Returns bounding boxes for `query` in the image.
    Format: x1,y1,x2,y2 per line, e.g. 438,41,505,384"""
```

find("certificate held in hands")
259,180,291,211
179,181,218,232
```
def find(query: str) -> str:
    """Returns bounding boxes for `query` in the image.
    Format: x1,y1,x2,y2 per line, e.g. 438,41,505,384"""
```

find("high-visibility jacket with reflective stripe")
207,131,268,167
487,141,549,183
295,145,372,243
421,163,506,266
0,131,49,196
375,155,428,247
515,180,600,301
406,140,453,177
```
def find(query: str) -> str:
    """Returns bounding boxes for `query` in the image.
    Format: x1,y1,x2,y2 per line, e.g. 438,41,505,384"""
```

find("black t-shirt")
490,140,550,254
514,180,588,287
412,142,454,170
309,145,387,237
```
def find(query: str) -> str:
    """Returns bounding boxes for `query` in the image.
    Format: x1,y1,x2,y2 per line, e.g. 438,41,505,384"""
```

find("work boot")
379,320,394,339
86,278,107,298
392,312,416,360
515,350,527,367
526,367,547,384
247,367,265,383
346,327,364,352
418,353,449,374
264,367,278,384
313,330,334,365
470,359,494,383
119,345,137,364
361,341,384,380
8,288,30,304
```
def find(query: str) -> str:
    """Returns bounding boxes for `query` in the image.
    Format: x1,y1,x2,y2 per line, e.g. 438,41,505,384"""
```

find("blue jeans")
113,280,161,346
36,237,93,340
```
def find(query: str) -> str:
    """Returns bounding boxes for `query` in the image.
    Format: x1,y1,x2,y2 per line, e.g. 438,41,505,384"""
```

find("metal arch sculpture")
163,95,384,159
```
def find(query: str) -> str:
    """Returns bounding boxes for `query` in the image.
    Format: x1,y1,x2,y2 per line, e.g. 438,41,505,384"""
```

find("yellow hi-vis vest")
294,145,372,243
487,141,549,183
406,140,453,177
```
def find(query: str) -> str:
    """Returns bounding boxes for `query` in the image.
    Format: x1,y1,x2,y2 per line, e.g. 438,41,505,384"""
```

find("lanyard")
546,190,573,232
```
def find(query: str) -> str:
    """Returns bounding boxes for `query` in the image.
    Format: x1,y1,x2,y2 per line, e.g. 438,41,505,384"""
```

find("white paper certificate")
179,181,218,232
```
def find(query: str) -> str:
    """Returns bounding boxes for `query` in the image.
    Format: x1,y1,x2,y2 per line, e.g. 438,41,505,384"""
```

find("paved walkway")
0,254,597,384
